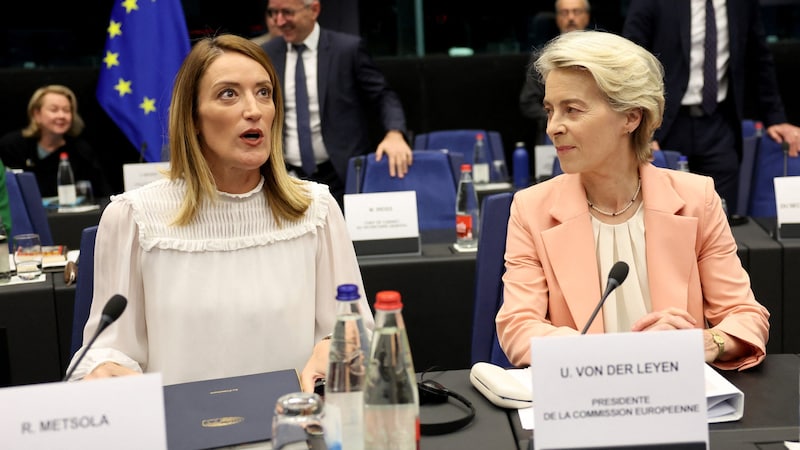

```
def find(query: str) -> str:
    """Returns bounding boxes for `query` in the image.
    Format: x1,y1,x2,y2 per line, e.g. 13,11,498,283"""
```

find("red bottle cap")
60,152,68,160
475,133,484,141
461,163,472,172
375,290,403,310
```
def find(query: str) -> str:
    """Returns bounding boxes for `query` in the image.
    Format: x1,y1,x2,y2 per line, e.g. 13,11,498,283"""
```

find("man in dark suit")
262,0,412,205
519,0,591,148
623,0,800,210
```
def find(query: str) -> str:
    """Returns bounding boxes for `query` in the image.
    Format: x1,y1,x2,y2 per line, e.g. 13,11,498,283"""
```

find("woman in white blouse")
66,34,373,389
496,31,769,371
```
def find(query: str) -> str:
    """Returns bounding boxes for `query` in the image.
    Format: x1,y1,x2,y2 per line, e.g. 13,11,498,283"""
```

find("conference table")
0,215,790,388
182,353,799,449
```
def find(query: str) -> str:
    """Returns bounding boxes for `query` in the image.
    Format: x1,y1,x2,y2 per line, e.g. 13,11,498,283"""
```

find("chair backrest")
413,129,508,182
345,150,461,231
70,225,98,358
736,135,760,217
653,150,683,169
471,192,514,368
749,134,800,217
15,172,54,245
5,169,34,240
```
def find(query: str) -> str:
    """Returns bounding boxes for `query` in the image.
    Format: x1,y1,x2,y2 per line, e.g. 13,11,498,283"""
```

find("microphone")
354,156,364,194
63,294,128,381
580,262,629,335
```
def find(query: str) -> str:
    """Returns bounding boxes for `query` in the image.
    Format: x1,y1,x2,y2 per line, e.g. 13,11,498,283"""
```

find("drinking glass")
272,392,328,450
14,233,42,280
76,180,94,205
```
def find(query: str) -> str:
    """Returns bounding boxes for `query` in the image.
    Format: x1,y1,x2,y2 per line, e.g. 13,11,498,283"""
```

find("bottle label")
473,163,490,183
456,214,473,240
58,185,77,206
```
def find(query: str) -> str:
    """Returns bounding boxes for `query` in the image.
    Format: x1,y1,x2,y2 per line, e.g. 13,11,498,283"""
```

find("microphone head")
608,261,629,286
101,294,128,324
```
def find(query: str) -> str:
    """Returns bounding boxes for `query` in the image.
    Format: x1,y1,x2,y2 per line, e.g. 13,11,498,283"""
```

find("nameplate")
123,162,170,191
0,373,166,449
530,330,707,450
774,176,800,239
344,191,421,256
534,145,557,179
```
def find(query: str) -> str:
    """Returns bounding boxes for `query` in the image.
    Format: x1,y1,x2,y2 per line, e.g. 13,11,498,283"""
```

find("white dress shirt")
66,177,372,385
683,0,730,106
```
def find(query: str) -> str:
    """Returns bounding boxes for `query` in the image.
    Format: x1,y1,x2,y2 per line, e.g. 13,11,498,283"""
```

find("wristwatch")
709,330,725,359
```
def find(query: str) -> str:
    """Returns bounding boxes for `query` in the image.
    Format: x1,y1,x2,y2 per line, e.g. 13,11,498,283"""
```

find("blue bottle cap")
336,284,360,301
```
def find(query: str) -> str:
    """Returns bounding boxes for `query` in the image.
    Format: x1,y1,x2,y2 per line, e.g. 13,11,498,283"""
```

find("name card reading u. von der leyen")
774,176,800,239
0,373,166,450
530,329,708,450
344,191,421,256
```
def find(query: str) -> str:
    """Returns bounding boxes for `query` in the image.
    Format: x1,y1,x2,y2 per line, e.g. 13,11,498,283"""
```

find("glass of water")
13,233,42,281
272,392,328,450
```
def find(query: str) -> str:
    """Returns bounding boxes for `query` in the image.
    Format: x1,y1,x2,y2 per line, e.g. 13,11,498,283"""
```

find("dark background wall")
1,42,798,193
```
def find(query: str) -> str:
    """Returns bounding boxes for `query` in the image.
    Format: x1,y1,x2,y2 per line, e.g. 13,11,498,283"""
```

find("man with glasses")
519,0,591,149
261,0,413,206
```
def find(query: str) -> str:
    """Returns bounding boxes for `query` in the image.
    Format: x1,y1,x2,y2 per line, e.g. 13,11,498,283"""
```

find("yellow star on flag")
107,20,122,39
122,0,139,14
140,97,157,115
114,79,133,97
103,51,120,69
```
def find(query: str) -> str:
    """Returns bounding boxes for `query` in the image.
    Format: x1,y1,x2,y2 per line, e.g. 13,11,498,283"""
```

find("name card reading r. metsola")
530,330,708,450
0,373,166,450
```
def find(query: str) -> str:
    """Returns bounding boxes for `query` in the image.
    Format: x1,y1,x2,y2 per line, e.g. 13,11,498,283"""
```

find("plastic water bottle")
512,141,530,189
363,291,419,450
57,152,77,206
472,133,490,184
455,163,480,248
677,155,690,173
325,284,370,450
0,222,10,284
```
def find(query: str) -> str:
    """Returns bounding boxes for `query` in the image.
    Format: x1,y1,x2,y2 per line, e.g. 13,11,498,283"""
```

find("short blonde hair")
168,34,311,226
22,85,85,138
534,30,664,162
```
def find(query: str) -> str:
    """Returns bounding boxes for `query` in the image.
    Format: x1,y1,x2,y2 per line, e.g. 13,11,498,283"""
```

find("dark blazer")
623,0,787,144
262,27,407,180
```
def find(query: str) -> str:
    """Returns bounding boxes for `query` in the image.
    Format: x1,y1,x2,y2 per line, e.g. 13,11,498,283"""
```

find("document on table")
507,363,744,430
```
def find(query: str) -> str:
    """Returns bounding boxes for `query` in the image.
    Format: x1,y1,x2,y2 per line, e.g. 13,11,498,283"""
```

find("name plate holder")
344,191,421,257
774,176,800,240
530,330,708,450
0,373,167,449
123,161,170,191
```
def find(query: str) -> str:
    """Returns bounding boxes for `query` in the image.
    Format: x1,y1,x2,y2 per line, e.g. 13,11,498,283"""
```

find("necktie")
702,0,718,115
293,44,316,175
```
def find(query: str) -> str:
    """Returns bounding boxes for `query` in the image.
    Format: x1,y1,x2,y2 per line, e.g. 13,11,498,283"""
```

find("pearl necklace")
587,177,642,217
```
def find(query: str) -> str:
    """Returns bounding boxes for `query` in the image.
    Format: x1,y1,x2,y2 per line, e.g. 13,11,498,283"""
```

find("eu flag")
97,0,190,162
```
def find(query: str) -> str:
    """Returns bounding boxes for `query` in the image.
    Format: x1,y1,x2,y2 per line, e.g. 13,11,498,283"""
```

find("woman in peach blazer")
496,31,769,371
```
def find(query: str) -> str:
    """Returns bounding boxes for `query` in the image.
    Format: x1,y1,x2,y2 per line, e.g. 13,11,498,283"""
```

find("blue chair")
6,169,35,241
471,192,514,368
345,150,462,231
15,171,54,245
69,225,98,358
736,135,760,217
748,134,800,217
413,129,508,182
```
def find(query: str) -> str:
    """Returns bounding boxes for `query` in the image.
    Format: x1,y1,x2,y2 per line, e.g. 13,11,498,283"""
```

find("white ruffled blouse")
67,177,371,385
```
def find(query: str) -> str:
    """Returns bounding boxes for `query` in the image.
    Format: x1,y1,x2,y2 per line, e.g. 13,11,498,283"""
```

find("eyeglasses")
556,8,587,17
266,5,310,19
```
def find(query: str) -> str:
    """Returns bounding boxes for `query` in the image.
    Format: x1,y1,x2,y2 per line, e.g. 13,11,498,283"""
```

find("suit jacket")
496,163,769,370
623,0,786,144
262,28,407,180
